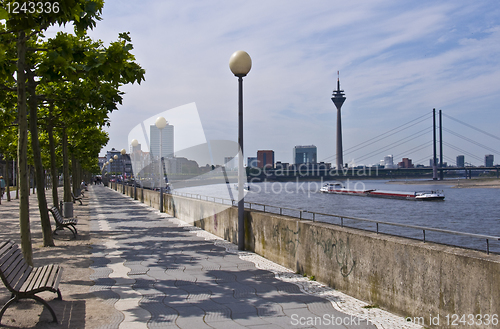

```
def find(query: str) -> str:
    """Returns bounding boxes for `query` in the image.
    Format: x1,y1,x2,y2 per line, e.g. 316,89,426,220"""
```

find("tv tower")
331,71,346,169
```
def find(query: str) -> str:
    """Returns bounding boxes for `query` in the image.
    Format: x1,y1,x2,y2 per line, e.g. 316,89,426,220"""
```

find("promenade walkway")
0,185,421,328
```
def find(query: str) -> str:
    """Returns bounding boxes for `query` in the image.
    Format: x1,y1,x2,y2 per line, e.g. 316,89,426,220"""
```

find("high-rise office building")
150,123,174,159
257,150,274,168
398,158,414,169
456,155,465,167
131,142,141,153
247,157,258,168
383,155,397,169
105,148,121,173
293,145,317,165
485,154,494,167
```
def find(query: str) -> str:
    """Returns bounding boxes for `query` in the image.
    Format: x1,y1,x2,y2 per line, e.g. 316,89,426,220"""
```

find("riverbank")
386,177,500,188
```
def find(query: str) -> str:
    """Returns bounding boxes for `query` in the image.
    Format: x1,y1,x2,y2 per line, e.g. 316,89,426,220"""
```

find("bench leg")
0,295,17,324
54,226,77,238
68,226,77,239
31,295,58,323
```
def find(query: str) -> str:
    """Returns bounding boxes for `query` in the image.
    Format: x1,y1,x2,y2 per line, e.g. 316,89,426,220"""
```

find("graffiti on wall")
311,229,356,277
271,223,301,254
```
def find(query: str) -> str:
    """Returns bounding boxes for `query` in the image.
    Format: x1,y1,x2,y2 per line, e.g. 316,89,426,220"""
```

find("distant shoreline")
386,178,500,189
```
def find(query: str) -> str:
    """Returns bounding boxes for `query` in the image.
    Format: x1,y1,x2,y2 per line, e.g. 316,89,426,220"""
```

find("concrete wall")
109,183,500,327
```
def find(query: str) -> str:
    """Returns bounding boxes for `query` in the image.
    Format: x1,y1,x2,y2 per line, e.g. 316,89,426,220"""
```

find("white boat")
320,183,344,193
414,190,445,200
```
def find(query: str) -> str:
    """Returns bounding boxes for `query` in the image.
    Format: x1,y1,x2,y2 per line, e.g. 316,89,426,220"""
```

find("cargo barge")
320,183,445,201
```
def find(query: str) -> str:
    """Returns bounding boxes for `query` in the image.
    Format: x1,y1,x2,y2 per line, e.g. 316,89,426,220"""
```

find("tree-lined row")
0,0,145,264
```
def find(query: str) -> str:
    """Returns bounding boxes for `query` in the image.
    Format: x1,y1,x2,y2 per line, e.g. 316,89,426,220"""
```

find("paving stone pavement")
88,186,422,329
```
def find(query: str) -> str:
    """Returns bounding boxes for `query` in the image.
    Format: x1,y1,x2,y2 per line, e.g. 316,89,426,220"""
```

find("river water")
176,179,500,254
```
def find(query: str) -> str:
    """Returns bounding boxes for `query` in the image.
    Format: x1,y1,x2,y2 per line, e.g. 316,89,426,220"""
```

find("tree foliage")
0,0,145,259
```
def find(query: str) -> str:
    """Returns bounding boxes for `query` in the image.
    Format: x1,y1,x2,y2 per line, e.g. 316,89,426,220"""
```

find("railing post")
376,223,379,234
263,205,265,212
423,230,426,243
487,239,490,255
341,217,343,227
313,213,315,222
300,211,302,220
280,208,282,215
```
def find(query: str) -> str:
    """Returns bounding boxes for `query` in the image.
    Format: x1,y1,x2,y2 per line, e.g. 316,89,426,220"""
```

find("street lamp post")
104,161,109,186
229,50,252,251
110,157,115,190
131,139,139,200
112,156,117,189
156,116,167,212
121,148,126,194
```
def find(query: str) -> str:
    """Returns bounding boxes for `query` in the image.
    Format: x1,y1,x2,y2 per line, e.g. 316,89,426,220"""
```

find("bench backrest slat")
0,246,22,275
49,207,64,224
6,254,30,287
12,266,34,292
0,241,14,256
0,242,33,293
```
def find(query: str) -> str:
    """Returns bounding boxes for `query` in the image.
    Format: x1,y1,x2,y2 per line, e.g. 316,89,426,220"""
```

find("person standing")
0,176,5,204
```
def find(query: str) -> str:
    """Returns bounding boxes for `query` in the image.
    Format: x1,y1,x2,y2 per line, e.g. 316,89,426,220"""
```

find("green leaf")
0,7,8,20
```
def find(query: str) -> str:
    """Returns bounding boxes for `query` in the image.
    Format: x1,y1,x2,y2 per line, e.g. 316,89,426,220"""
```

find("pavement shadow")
88,188,376,328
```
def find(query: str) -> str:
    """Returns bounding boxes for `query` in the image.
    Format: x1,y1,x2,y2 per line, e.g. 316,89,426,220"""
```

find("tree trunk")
28,70,54,247
5,158,11,201
72,155,78,196
62,128,71,203
47,106,59,211
17,31,33,265
31,166,34,195
15,160,19,199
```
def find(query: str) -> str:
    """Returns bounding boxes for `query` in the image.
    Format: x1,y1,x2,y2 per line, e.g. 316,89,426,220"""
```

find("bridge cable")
443,128,500,155
392,140,433,160
442,142,483,162
343,113,432,158
443,113,500,141
320,111,433,162
413,154,433,165
354,127,433,163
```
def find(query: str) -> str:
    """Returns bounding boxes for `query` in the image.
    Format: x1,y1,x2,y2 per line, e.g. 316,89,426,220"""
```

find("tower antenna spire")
332,71,346,169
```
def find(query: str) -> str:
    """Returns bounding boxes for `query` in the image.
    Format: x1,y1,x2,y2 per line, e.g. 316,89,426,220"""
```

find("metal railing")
169,190,500,254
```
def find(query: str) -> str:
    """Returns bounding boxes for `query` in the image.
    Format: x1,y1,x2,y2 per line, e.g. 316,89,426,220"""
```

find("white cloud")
52,0,500,166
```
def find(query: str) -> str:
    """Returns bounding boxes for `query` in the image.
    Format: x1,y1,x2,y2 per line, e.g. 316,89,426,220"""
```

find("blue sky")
49,0,500,166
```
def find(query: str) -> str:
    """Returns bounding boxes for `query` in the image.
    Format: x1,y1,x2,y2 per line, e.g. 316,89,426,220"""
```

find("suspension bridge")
249,109,500,181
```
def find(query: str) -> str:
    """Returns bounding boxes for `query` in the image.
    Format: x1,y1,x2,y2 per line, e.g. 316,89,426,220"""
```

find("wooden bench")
0,240,63,324
71,191,83,205
48,206,78,238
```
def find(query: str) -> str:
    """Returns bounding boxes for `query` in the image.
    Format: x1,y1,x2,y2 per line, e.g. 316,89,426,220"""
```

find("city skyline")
46,1,500,166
